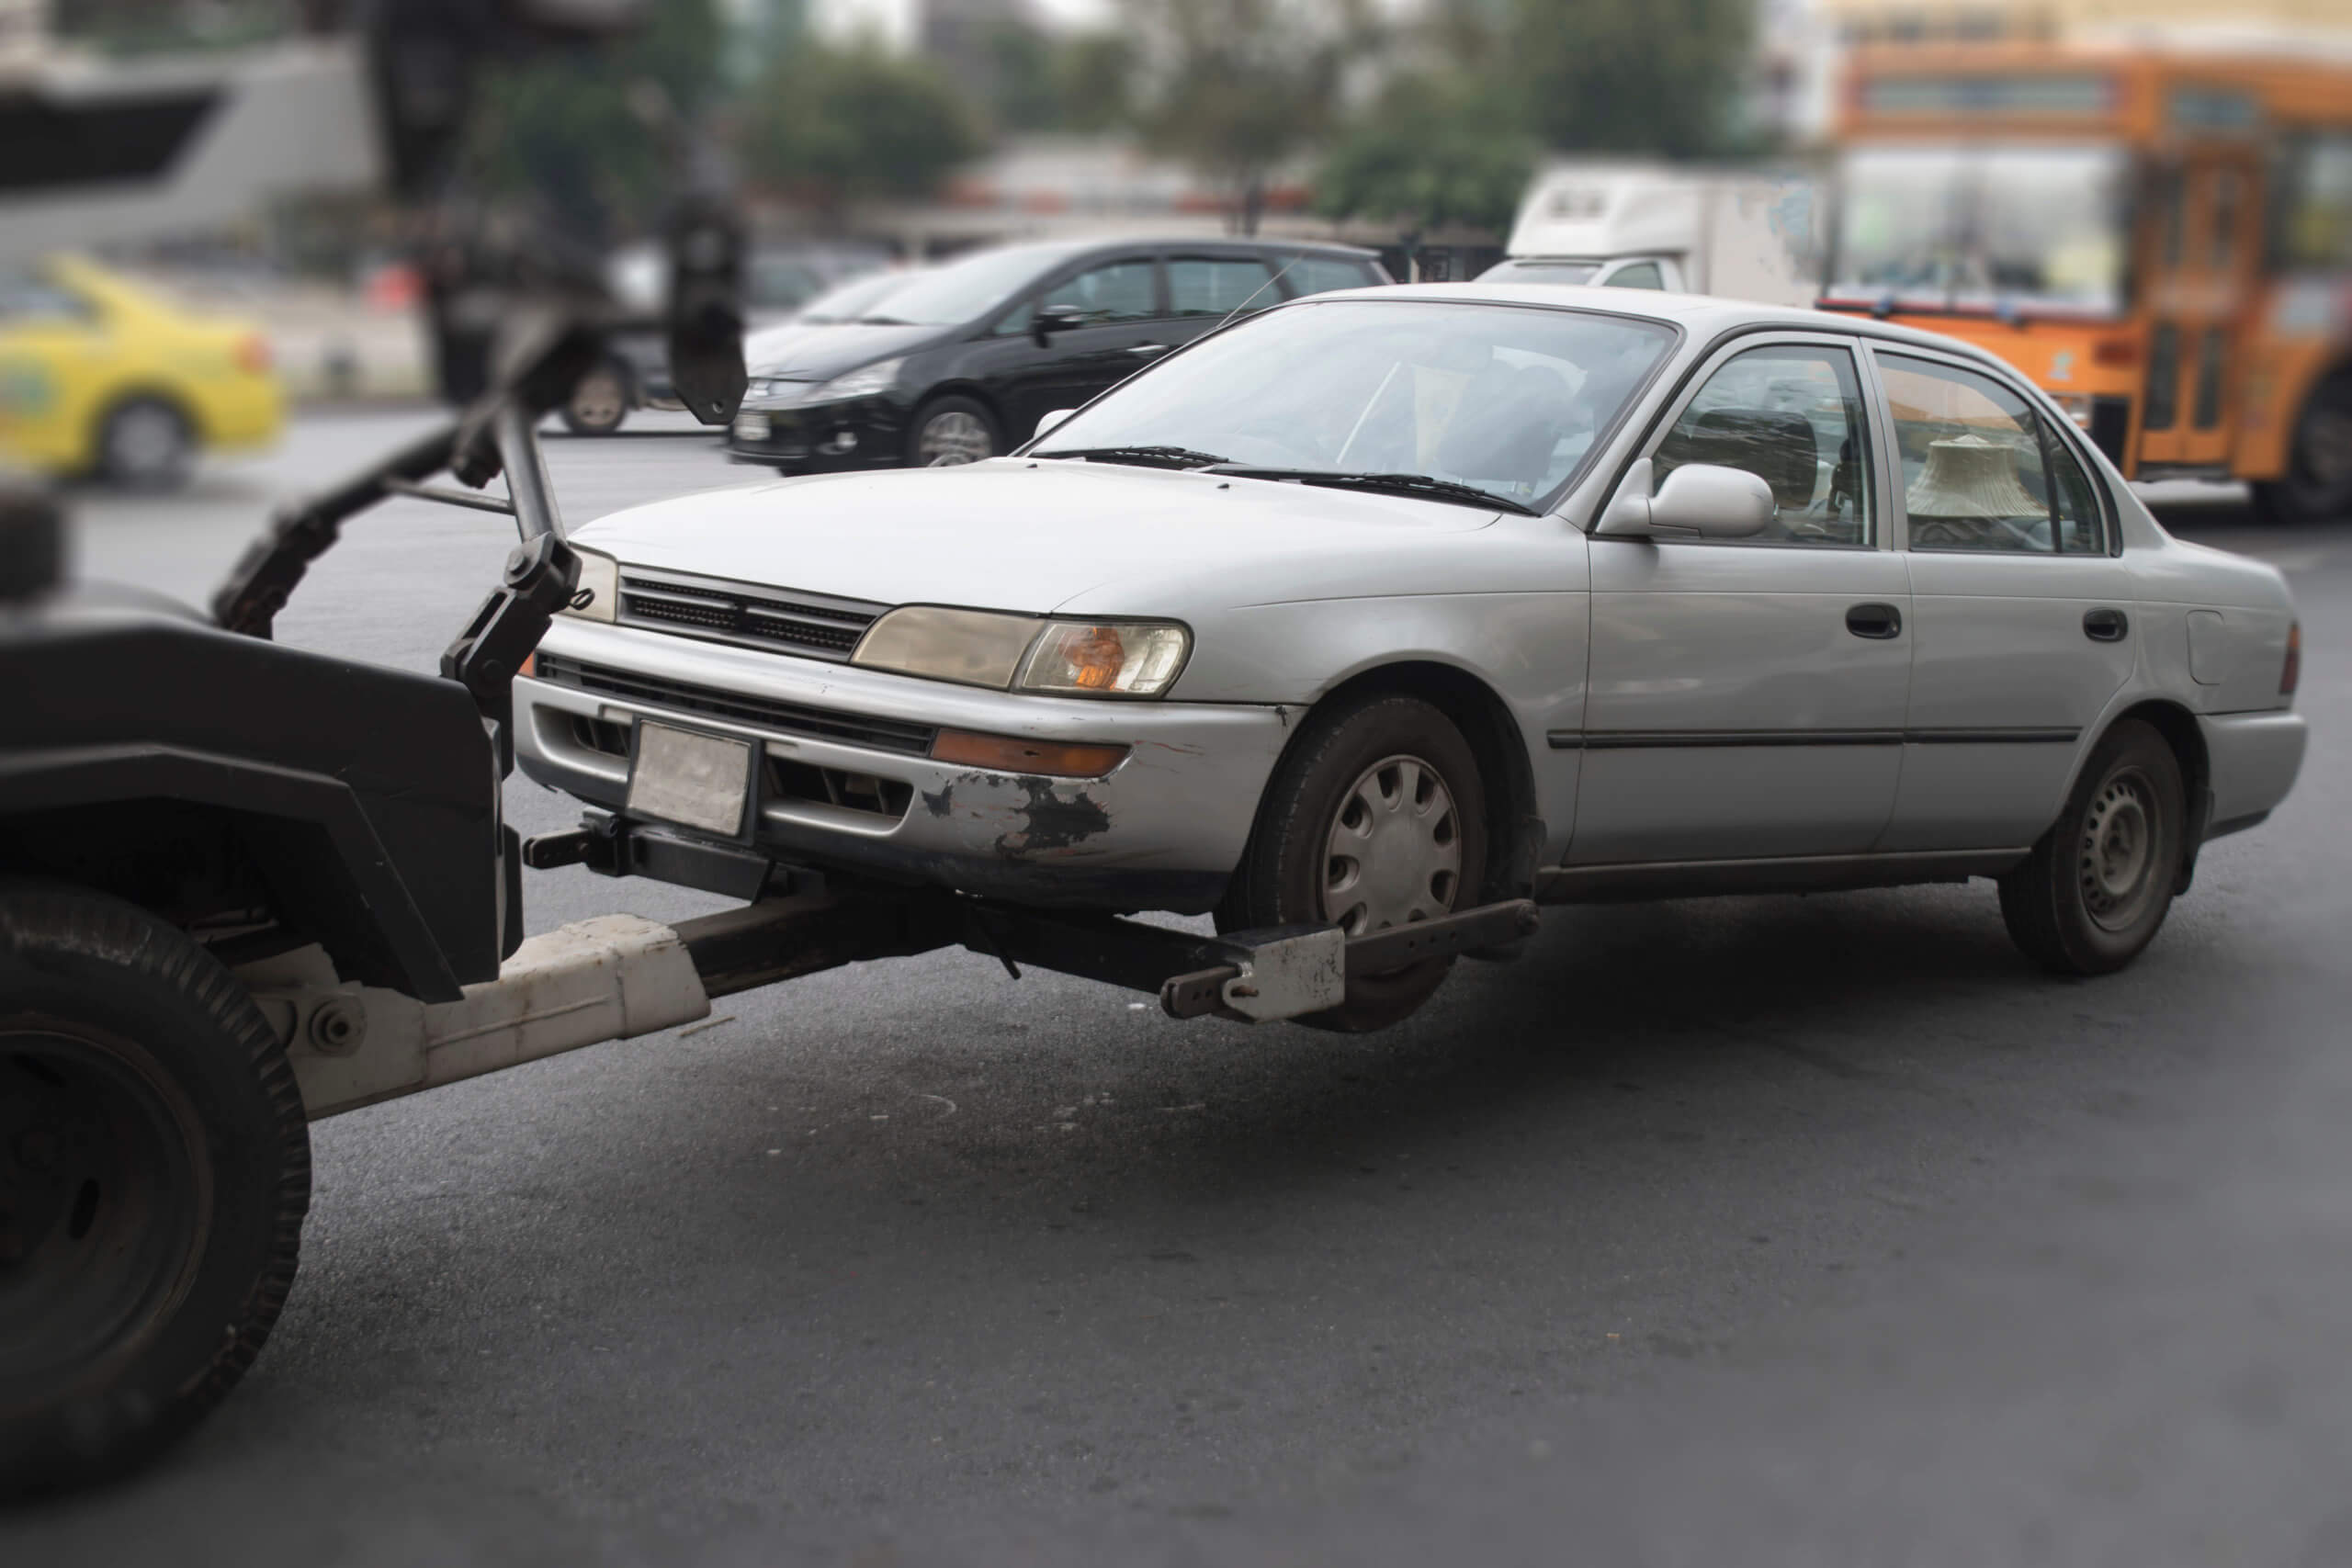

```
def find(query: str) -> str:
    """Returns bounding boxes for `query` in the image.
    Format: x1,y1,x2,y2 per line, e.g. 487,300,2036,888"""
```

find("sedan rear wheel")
1217,693,1487,1032
1998,718,2185,975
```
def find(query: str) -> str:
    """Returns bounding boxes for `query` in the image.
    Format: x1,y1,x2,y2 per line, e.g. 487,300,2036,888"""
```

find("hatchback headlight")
560,546,618,623
851,607,1191,697
812,356,904,401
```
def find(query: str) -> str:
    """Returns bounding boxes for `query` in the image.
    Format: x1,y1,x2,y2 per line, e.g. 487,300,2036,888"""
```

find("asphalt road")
14,417,2351,1566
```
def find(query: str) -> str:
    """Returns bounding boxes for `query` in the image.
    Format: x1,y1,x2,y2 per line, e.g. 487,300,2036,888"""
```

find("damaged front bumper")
514,620,1292,912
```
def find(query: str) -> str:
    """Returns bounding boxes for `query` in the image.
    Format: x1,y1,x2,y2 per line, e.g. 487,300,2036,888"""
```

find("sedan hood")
571,459,1501,614
744,321,946,379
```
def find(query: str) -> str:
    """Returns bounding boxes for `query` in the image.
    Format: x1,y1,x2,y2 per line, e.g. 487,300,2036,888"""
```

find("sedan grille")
616,568,885,662
534,655,938,758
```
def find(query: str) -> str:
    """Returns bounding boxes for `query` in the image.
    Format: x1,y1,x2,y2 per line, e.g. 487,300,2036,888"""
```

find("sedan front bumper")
515,620,1292,912
728,392,905,472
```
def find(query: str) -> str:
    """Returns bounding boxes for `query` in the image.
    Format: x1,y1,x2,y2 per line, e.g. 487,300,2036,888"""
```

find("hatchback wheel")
1998,719,2186,975
96,398,194,491
908,396,997,467
1216,693,1487,1032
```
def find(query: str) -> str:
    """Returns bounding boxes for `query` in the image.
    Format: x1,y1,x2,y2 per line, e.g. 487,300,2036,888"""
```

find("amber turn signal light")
931,728,1129,779
518,650,537,680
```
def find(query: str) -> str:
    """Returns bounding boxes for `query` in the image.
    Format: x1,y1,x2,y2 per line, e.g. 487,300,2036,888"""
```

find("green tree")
737,44,987,218
1502,0,1754,158
1122,0,1372,234
1315,77,1537,248
460,0,726,242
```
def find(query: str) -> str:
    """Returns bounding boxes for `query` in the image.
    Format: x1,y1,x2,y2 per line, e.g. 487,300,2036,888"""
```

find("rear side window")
1877,352,2106,554
1282,256,1379,299
1169,256,1277,317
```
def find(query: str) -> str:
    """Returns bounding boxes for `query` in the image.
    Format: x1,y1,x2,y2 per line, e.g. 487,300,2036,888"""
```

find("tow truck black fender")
1,589,509,1002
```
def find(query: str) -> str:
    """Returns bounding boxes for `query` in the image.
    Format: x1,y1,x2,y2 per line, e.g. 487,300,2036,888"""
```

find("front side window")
1169,256,1276,317
1034,299,1677,511
1037,259,1159,325
1651,344,1874,546
1877,353,2103,553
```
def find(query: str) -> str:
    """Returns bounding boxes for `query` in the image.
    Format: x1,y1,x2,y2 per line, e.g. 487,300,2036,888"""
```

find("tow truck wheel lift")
0,312,1538,1495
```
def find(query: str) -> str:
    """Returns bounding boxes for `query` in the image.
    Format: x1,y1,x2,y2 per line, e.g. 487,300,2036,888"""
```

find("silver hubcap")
2079,769,2156,931
571,369,626,428
1321,754,1462,935
919,411,991,466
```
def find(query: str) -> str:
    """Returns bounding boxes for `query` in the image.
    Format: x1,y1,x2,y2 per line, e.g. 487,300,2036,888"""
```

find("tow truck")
0,2,1537,1494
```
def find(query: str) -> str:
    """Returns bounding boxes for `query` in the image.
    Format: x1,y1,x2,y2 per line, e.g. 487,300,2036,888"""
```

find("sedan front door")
992,254,1169,437
1569,337,1911,865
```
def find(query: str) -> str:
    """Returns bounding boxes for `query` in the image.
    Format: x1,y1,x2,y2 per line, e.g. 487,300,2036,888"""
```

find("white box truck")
1484,160,1819,306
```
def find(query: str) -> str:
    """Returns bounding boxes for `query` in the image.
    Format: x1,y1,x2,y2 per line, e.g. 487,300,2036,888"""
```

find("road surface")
14,418,2349,1566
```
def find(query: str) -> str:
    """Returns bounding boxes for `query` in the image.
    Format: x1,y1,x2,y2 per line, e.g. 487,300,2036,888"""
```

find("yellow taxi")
0,254,283,488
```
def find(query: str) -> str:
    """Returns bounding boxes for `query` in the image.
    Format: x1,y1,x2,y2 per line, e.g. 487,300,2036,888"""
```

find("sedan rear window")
1034,299,1676,509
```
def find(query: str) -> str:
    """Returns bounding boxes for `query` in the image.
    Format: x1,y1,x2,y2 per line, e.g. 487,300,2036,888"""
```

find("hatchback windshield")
1829,144,2129,316
1478,259,1603,286
800,269,918,324
855,246,1061,326
1033,299,1676,509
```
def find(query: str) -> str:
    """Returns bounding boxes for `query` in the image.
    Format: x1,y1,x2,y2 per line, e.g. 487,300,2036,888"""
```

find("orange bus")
1825,42,2352,521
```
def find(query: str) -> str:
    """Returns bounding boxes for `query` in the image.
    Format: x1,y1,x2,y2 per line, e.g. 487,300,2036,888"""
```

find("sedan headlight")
811,356,904,401
851,607,1191,697
560,546,619,623
1017,621,1190,696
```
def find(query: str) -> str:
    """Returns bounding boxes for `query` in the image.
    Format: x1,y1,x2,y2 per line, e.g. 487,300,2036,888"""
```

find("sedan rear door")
1864,347,2138,852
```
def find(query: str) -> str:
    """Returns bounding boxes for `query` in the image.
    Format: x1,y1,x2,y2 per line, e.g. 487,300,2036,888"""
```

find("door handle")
1125,342,1170,356
1845,602,1903,640
2084,607,2129,642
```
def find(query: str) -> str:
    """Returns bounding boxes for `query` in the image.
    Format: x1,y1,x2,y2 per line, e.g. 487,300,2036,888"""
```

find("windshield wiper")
1032,445,1230,469
1205,467,1537,515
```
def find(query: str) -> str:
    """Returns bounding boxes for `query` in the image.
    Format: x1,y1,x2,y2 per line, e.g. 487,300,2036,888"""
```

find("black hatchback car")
727,236,1389,471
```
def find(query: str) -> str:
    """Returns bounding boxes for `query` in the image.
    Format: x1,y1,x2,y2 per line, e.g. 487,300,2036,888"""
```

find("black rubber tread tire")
1216,693,1487,1032
560,359,632,437
1997,719,2186,976
0,883,310,1496
903,393,999,468
94,396,195,491
2250,372,2352,525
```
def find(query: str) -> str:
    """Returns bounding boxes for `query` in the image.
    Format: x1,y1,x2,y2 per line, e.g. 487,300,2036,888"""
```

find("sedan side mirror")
1032,302,1087,347
1596,458,1774,539
1035,408,1077,442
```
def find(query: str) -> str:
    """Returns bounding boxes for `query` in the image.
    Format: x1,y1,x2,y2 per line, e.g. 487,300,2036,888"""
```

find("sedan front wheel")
1217,693,1487,1032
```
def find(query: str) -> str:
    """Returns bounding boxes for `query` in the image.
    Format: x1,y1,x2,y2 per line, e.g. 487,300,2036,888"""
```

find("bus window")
2273,134,2352,271
2156,166,2187,269
2211,169,2242,271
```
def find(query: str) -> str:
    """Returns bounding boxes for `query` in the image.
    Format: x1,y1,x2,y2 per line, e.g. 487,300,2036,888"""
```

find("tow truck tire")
1216,693,1487,1033
1997,720,2186,976
0,884,311,1496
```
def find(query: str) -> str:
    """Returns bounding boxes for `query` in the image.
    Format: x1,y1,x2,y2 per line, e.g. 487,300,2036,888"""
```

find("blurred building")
1816,0,2352,43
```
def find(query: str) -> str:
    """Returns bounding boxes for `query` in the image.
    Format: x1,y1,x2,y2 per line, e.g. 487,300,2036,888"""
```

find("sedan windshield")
854,245,1061,326
1033,300,1676,510
1829,144,2129,316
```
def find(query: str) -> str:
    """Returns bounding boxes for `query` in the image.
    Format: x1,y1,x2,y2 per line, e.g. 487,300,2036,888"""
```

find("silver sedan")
515,286,2307,1029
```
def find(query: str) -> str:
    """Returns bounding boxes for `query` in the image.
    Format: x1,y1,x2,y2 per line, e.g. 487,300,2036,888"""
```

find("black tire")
95,397,194,491
1216,693,1487,1032
905,394,998,468
2250,371,2352,525
560,359,632,437
0,884,311,1496
1997,719,2186,976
